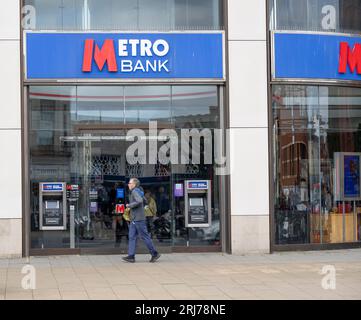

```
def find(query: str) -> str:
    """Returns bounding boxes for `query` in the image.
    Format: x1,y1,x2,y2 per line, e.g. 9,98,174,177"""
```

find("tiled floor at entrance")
1,250,361,300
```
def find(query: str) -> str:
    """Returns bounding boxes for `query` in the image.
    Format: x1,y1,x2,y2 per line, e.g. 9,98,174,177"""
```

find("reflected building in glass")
270,0,361,249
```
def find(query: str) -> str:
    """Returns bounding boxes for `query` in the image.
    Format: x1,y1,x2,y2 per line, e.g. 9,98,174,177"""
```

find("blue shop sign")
42,183,64,192
25,32,224,80
273,32,361,82
187,181,209,190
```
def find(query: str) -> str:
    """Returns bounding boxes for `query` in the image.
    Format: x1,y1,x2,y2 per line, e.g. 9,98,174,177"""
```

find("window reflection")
273,85,361,245
172,86,219,129
270,0,361,33
24,0,224,30
87,0,138,30
25,0,83,30
76,86,124,124
124,86,171,124
29,85,222,250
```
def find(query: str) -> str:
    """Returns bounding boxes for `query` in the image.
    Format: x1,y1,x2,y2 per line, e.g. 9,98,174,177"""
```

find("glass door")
71,129,129,252
123,130,173,252
70,128,173,253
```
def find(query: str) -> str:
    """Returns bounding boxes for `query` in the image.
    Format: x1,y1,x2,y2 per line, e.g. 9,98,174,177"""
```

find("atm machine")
39,182,67,231
184,180,212,228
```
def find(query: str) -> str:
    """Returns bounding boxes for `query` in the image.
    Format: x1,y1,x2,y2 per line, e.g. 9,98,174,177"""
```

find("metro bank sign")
273,32,361,82
338,42,361,75
25,32,224,80
82,38,171,73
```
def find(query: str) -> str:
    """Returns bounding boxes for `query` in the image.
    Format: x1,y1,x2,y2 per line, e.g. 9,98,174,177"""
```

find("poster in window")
343,155,360,198
116,188,125,199
174,183,183,197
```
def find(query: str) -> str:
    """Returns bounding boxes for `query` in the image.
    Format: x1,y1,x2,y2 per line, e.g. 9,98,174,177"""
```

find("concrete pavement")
0,249,361,300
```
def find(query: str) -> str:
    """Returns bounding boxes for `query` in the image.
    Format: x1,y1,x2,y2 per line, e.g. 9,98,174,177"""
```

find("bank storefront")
269,0,361,250
22,1,228,255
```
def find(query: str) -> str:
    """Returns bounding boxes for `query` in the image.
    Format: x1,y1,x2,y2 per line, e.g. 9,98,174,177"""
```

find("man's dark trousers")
128,220,158,257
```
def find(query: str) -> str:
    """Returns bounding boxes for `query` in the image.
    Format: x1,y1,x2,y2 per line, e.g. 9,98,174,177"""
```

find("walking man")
122,178,161,263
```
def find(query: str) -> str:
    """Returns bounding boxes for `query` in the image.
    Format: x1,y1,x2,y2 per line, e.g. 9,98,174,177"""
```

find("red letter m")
338,42,361,74
82,39,118,72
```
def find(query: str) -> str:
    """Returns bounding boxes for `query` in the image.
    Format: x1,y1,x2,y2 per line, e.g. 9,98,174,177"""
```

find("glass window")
138,0,173,30
29,85,223,251
339,0,361,32
25,0,84,30
174,0,222,29
86,0,138,30
172,86,219,129
24,0,224,30
29,86,76,142
269,0,361,34
29,86,76,249
76,86,124,124
124,86,171,124
272,85,361,245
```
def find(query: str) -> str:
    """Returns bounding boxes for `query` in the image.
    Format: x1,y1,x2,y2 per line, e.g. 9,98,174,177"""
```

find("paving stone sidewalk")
0,249,361,300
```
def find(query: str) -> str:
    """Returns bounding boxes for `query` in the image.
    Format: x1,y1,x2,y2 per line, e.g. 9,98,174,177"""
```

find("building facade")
0,0,360,257
269,0,361,251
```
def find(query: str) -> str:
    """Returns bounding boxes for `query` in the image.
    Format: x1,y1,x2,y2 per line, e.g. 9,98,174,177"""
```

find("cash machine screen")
189,196,207,223
45,201,60,209
190,198,203,207
43,199,63,227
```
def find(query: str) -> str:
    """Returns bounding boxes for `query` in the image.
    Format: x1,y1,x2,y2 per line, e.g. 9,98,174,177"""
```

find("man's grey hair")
130,177,140,187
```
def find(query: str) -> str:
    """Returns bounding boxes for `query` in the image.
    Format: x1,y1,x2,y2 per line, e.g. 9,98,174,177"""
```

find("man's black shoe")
150,253,161,263
122,256,135,263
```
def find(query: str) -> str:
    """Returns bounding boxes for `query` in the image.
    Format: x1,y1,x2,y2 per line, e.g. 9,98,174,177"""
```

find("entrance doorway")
68,126,172,254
